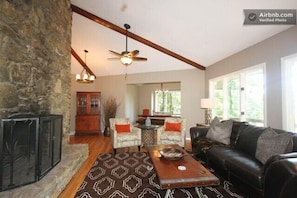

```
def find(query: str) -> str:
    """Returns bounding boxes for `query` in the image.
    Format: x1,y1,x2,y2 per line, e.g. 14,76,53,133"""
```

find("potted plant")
103,96,119,136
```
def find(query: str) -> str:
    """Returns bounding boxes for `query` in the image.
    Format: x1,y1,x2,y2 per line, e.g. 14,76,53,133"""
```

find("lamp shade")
200,98,216,109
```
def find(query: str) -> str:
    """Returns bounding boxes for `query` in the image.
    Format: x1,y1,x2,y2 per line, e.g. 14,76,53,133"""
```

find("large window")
282,53,297,132
209,64,265,126
153,90,181,115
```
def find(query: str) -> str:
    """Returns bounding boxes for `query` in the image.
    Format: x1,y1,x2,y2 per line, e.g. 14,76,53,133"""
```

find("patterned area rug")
75,152,247,198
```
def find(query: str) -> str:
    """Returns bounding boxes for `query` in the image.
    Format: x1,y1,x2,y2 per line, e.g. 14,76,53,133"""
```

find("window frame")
209,63,266,126
152,89,181,116
281,53,297,132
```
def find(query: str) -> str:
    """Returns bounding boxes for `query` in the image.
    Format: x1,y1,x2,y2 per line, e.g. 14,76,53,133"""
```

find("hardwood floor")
58,134,192,198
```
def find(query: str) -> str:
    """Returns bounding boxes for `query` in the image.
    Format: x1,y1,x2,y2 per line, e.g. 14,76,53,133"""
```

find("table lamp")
201,98,216,125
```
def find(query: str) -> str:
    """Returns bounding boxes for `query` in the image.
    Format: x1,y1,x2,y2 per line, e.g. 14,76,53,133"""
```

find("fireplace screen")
0,114,62,192
38,115,62,179
0,118,39,191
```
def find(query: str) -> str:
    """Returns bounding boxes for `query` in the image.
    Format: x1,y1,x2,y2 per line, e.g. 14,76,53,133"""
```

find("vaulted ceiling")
70,0,297,77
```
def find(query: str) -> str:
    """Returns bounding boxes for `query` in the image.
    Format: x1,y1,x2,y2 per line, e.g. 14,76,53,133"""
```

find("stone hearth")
0,137,88,198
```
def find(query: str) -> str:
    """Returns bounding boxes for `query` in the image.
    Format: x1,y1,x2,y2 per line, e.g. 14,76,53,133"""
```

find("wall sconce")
200,98,216,125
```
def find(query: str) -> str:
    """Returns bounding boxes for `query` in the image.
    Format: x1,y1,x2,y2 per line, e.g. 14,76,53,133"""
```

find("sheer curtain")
282,53,297,132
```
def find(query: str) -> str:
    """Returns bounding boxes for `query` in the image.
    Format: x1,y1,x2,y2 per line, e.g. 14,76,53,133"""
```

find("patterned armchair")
157,117,186,148
109,118,142,154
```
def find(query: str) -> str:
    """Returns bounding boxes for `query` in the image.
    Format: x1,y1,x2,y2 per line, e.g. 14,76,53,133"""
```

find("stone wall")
0,0,72,133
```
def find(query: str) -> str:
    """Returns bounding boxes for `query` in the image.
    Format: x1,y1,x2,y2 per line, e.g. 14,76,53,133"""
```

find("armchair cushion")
165,122,181,132
115,124,131,133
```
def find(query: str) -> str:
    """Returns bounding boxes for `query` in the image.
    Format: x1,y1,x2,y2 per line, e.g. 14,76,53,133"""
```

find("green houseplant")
103,96,119,136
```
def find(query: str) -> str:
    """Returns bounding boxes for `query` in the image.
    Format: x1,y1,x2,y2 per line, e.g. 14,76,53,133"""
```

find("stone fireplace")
0,0,73,195
0,0,72,133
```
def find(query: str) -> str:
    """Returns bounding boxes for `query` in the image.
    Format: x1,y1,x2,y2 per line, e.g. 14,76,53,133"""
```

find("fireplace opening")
0,114,62,192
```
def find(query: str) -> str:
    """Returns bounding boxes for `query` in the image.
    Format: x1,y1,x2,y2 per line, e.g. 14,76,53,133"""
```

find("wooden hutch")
75,92,101,135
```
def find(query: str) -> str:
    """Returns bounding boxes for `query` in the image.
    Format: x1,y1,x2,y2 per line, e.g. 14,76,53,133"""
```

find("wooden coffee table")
147,144,219,197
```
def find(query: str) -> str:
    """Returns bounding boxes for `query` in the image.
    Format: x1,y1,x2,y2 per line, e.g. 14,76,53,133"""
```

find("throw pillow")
115,124,131,133
165,122,181,132
206,117,233,145
255,127,292,164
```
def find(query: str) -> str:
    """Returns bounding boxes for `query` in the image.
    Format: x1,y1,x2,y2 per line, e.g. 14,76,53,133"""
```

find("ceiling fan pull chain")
125,67,128,80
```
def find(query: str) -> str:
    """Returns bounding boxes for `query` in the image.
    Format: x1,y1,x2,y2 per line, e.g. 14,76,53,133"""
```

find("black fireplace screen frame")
38,114,63,179
0,114,62,192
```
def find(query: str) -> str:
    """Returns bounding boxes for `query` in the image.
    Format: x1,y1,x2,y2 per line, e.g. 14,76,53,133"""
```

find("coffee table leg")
165,188,203,198
195,187,204,198
165,189,171,198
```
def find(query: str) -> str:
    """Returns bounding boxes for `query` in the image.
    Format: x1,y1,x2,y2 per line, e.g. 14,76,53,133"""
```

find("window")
153,90,181,115
209,64,265,126
282,53,297,132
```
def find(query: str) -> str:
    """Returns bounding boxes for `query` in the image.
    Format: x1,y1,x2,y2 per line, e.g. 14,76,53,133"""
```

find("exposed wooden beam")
71,4,205,71
71,47,96,78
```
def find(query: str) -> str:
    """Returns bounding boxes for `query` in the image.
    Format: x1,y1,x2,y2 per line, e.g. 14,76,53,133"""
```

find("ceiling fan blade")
108,58,120,60
130,50,139,56
133,57,148,61
109,50,121,56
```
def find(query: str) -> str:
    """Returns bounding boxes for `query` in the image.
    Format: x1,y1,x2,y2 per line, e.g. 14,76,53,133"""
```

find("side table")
137,125,159,146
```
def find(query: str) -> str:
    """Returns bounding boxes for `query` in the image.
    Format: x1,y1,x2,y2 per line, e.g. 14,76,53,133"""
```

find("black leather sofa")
190,122,297,198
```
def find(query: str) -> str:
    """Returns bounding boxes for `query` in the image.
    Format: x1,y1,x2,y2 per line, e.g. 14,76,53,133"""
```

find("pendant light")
76,50,95,83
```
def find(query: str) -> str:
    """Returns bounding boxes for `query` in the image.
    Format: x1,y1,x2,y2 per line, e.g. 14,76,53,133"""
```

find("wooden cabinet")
75,92,101,135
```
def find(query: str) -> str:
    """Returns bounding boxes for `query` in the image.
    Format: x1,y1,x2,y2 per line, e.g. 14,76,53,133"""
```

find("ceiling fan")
108,24,147,66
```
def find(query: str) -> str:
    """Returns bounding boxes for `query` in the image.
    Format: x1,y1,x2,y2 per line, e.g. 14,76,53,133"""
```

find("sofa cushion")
255,127,292,164
206,117,233,145
207,146,242,171
274,129,297,152
230,122,248,147
225,154,265,189
235,124,266,156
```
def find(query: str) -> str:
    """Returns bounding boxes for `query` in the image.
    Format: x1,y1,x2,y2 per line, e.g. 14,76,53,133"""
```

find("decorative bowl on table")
159,148,185,160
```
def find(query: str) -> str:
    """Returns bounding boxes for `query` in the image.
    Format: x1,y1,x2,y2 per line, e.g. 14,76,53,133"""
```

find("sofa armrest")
264,157,297,198
190,126,209,141
264,152,297,174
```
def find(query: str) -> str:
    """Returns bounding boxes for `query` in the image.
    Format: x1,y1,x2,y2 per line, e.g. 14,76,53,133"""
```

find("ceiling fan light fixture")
120,56,133,66
108,23,147,67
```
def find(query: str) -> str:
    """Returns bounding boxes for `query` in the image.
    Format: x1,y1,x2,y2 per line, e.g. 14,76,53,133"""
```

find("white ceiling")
70,0,297,77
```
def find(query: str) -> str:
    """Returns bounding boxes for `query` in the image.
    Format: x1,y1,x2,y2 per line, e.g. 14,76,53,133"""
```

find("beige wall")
71,69,205,138
205,26,297,129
